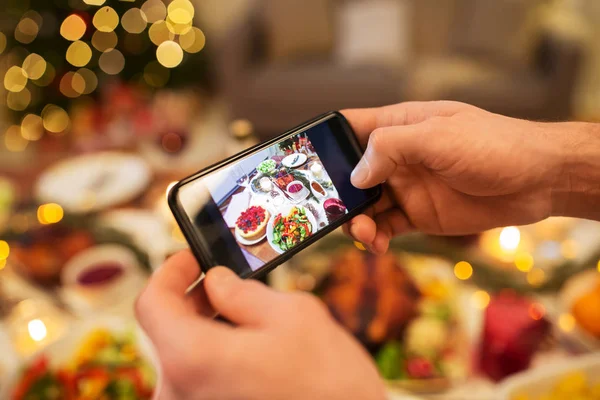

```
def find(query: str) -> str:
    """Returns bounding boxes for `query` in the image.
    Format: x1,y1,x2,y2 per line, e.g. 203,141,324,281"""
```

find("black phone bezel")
168,111,382,279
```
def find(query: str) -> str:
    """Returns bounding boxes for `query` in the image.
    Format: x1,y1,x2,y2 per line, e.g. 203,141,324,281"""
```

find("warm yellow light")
66,41,92,67
99,49,125,75
499,226,521,251
472,290,490,309
4,66,28,93
93,6,119,33
84,0,106,5
167,0,195,24
28,319,47,342
142,0,167,23
72,68,98,95
179,27,205,54
165,17,192,35
454,261,473,281
0,259,6,271
526,268,546,287
143,61,170,87
42,105,70,134
122,8,148,34
597,260,600,273
22,53,47,80
37,203,64,225
59,72,80,98
15,18,39,44
560,239,578,260
92,30,118,52
528,303,545,321
156,40,183,68
60,14,87,41
353,241,366,251
229,119,254,138
514,252,534,272
558,313,575,332
21,114,44,141
0,32,6,55
148,21,174,46
7,88,31,111
0,240,9,260
4,125,29,152
33,63,55,87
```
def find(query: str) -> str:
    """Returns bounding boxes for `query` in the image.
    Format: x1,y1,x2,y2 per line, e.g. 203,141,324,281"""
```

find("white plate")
282,153,308,168
267,205,318,254
0,315,161,400
35,152,151,213
235,230,268,246
309,180,328,199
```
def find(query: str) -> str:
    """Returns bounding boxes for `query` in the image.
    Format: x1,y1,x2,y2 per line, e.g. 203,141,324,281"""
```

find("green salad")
257,159,277,175
272,207,312,251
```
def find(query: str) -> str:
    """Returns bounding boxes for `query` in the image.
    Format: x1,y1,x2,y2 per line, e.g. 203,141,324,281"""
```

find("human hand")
342,101,569,253
136,251,386,400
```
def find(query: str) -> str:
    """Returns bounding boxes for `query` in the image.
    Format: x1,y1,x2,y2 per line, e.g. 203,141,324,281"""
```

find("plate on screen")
282,153,307,168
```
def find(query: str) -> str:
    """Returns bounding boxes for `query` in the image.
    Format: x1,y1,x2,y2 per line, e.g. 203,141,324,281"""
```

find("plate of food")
2,316,159,400
250,176,273,194
267,205,317,254
282,153,308,168
235,206,271,246
257,159,277,176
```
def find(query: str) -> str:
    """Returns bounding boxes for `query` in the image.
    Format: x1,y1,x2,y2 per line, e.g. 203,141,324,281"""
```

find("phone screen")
172,114,379,278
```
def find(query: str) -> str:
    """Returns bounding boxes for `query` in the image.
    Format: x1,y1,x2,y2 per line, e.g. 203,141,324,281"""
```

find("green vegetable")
257,160,277,175
376,342,405,380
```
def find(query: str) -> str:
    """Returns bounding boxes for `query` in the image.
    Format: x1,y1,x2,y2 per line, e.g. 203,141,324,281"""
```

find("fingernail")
351,158,369,185
208,267,235,284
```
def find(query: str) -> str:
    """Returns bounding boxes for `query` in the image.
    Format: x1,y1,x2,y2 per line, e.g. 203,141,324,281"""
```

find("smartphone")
168,112,382,279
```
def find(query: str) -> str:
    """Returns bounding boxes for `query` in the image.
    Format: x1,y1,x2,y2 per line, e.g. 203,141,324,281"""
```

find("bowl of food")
286,181,309,201
267,206,316,254
309,180,327,199
257,159,277,176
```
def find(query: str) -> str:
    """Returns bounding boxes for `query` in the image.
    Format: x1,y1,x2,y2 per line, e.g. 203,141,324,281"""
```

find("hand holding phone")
169,112,382,279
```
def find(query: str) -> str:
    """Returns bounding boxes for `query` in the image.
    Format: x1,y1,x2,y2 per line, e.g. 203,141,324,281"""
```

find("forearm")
551,122,600,221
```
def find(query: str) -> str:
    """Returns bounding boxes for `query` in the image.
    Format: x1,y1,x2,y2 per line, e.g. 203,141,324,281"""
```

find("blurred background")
1,0,600,399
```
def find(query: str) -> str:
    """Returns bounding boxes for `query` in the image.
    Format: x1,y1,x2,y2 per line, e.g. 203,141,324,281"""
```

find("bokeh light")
514,252,534,272
0,240,9,260
148,21,174,46
499,226,521,251
33,62,55,87
72,68,98,95
84,0,106,5
7,88,31,111
161,132,183,153
454,261,473,280
528,303,545,321
99,49,125,75
354,241,366,251
28,319,47,342
4,66,28,93
167,0,194,25
526,268,546,287
22,53,47,80
93,6,119,33
66,41,92,67
4,125,29,152
141,0,167,23
37,203,64,225
156,40,183,68
0,32,7,55
165,17,192,35
558,313,575,332
229,119,254,138
60,14,86,41
92,30,118,52
21,114,44,141
122,8,148,34
179,27,205,54
143,61,170,87
15,18,39,44
560,239,578,259
472,290,490,309
60,72,80,98
42,105,70,134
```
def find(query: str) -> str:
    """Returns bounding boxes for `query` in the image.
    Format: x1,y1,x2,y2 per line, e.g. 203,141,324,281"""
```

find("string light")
15,18,39,44
143,61,170,87
60,14,86,41
454,261,473,280
99,49,125,75
156,40,183,68
22,53,47,80
92,30,118,52
4,66,28,93
42,105,70,134
59,72,80,98
179,27,205,53
4,125,29,152
7,88,31,111
72,68,98,95
122,8,148,34
472,290,490,309
514,252,534,272
148,21,174,46
93,6,119,33
33,62,55,87
21,114,44,141
66,41,92,67
167,0,195,25
37,203,64,224
142,0,167,23
0,32,7,55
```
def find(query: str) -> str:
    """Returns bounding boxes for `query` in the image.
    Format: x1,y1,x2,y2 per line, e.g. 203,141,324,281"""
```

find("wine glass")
233,165,248,187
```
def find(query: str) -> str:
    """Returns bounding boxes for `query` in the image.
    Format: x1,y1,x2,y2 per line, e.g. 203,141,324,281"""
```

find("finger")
371,210,414,254
346,214,377,246
186,279,216,317
204,267,283,327
341,100,469,146
151,250,202,295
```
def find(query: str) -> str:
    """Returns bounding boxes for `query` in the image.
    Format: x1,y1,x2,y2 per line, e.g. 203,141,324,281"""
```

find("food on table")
309,163,324,179
257,159,277,175
511,371,600,400
287,182,304,194
571,281,600,337
274,168,295,191
479,292,550,381
323,198,347,222
235,206,270,241
77,262,124,287
310,181,326,197
11,329,155,400
259,177,272,192
272,207,312,251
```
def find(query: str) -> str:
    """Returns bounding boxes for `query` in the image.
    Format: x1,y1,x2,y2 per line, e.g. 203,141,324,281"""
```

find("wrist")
551,122,600,220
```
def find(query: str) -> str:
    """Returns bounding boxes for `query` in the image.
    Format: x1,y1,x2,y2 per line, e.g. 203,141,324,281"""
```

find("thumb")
204,267,282,327
351,122,433,189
